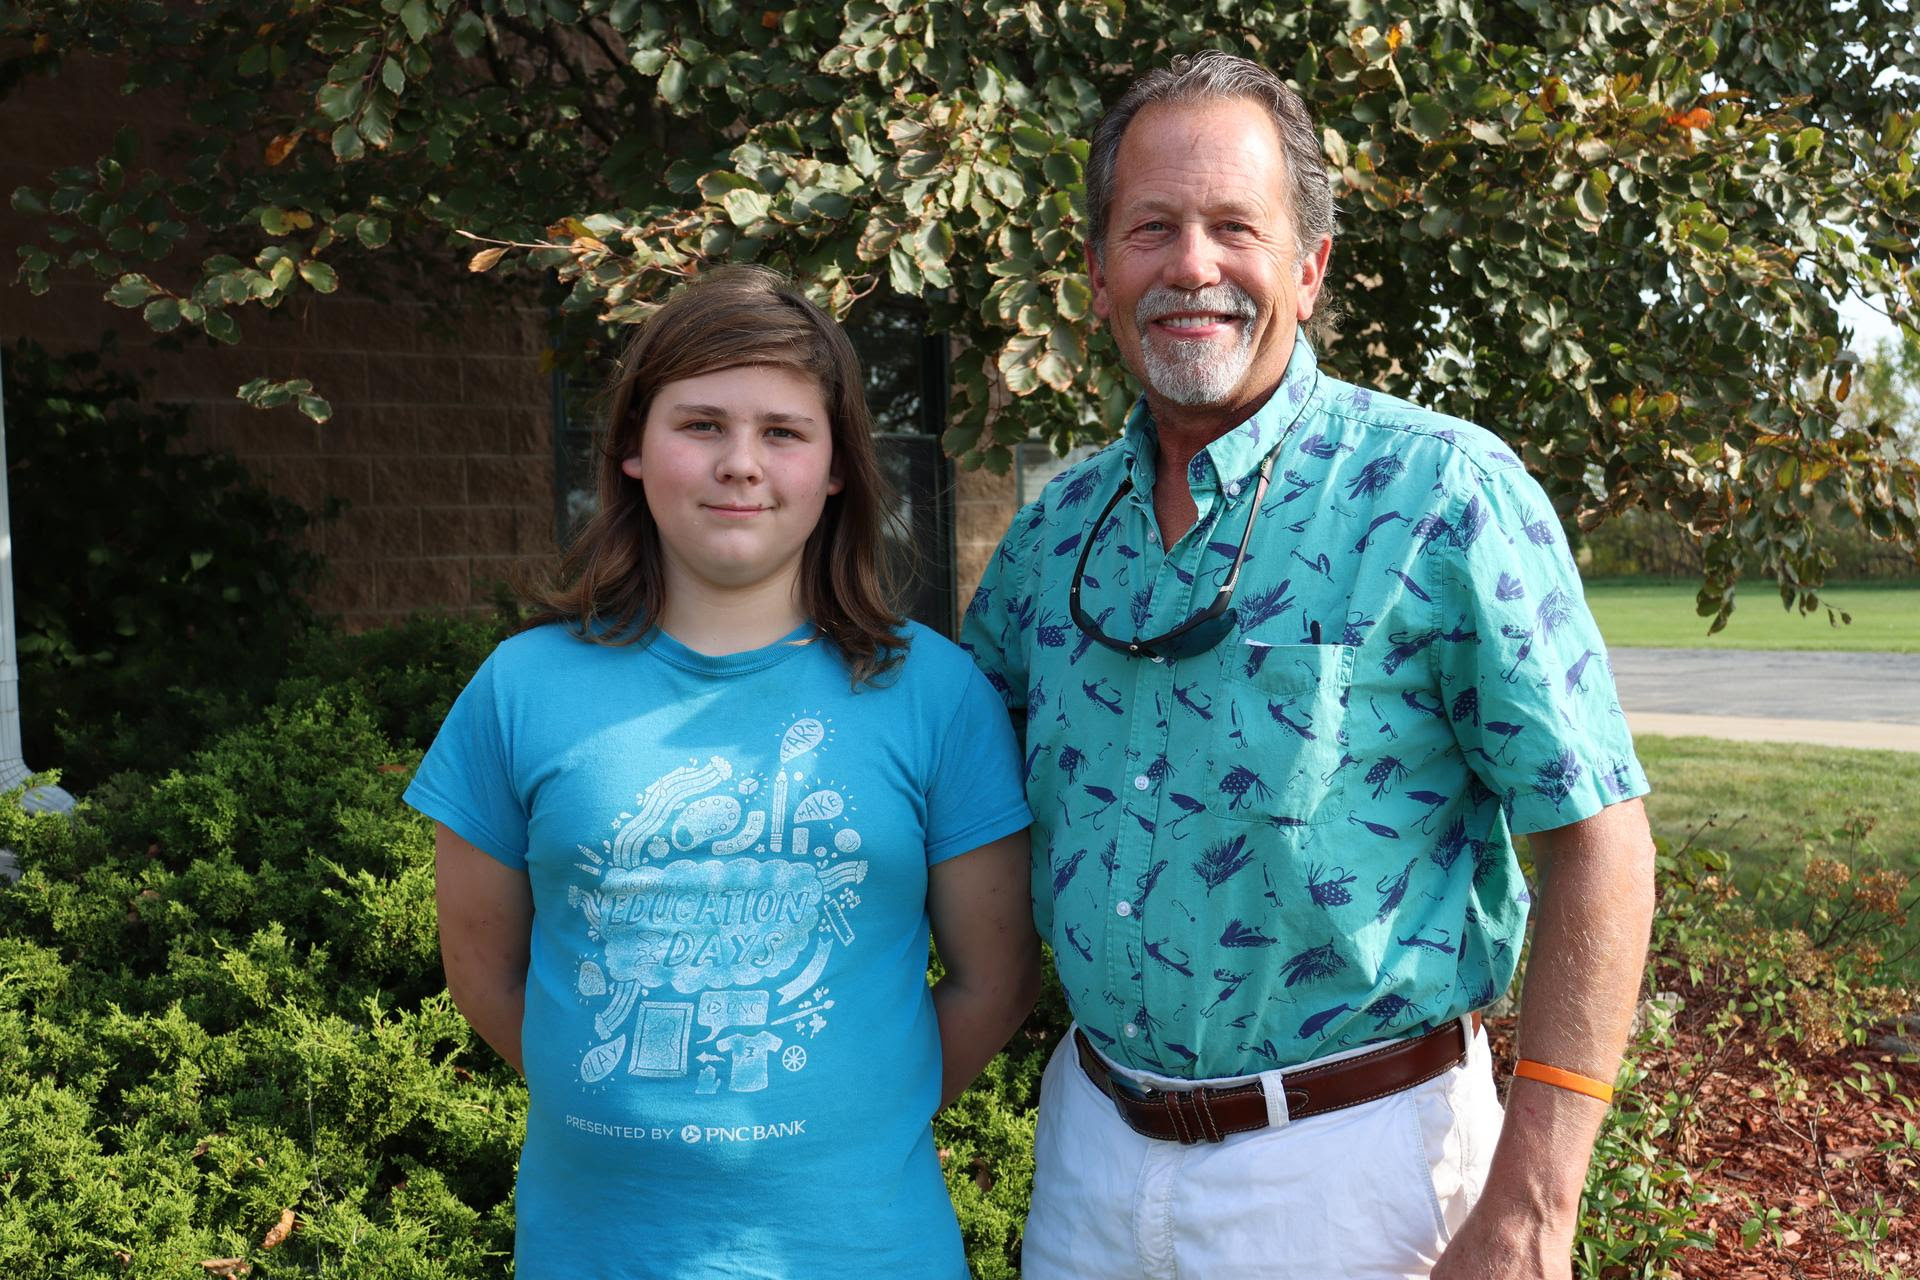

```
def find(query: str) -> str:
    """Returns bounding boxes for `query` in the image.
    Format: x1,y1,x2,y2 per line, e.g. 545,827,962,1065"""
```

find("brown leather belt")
1074,1013,1479,1145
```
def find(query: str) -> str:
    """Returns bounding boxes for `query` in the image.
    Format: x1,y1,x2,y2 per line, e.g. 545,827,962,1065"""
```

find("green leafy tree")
7,0,1920,623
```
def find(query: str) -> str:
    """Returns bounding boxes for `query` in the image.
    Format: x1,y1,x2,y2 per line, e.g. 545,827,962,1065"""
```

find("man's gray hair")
1083,51,1337,262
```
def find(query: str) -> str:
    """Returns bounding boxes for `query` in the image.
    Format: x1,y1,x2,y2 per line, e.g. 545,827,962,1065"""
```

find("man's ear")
619,454,643,480
1295,234,1334,322
1086,240,1111,324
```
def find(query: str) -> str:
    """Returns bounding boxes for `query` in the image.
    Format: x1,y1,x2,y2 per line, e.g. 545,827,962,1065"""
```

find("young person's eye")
766,426,804,441
683,419,721,433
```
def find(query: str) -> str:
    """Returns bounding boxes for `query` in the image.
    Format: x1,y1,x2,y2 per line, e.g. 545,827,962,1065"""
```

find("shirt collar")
1121,333,1322,497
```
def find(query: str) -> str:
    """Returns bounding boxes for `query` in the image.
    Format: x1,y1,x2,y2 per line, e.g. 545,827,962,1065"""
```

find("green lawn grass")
1582,579,1920,652
1632,735,1920,883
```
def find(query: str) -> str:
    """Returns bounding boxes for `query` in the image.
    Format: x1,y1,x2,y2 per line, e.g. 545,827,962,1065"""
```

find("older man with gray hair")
962,51,1656,1279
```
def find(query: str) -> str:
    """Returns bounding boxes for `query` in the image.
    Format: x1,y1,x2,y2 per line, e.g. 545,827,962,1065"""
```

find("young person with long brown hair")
406,265,1038,1279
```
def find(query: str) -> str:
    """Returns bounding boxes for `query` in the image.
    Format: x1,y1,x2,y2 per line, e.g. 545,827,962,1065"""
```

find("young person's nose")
714,433,764,483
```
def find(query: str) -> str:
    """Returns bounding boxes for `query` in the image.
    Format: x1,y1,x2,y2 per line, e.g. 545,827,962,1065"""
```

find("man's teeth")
1159,315,1237,329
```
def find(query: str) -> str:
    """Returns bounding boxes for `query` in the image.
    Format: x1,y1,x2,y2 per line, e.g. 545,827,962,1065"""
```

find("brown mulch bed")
1488,997,1920,1279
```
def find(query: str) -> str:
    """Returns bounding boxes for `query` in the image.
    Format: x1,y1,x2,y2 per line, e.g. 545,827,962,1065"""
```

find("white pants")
1021,1020,1506,1280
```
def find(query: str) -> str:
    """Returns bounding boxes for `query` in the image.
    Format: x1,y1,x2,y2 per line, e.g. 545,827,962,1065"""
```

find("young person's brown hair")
525,265,908,686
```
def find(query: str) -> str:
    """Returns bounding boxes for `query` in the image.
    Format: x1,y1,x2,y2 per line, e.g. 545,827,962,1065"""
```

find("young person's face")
621,363,841,604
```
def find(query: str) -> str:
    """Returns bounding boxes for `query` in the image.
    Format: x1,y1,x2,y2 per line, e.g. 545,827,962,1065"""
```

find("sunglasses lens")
1156,610,1239,660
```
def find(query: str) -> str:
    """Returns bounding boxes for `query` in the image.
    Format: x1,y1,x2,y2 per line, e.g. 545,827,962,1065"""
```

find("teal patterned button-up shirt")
960,337,1648,1078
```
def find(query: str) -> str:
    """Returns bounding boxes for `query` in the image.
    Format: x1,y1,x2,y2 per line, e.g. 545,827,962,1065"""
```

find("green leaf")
332,122,365,162
106,274,154,308
1575,175,1608,224
1010,125,1053,157
1408,96,1451,141
399,0,432,42
888,243,924,296
1054,275,1092,321
260,207,294,236
381,58,406,94
631,48,669,76
919,220,954,265
143,297,181,332
978,163,1024,207
356,216,391,248
237,44,270,77
316,80,364,122
203,310,239,344
358,91,395,148
296,394,334,423
452,12,487,58
658,59,688,105
298,261,339,293
722,188,771,228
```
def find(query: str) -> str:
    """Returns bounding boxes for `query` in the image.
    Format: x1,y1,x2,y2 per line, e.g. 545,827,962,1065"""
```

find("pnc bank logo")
681,1124,703,1143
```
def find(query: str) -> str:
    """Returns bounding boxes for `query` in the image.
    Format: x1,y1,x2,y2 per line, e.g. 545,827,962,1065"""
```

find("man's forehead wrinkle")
1115,166,1280,223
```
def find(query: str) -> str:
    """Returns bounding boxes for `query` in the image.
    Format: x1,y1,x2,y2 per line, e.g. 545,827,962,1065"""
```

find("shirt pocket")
1201,642,1356,827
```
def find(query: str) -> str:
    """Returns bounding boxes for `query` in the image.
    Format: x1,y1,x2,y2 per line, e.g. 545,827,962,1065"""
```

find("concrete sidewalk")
1610,648,1920,754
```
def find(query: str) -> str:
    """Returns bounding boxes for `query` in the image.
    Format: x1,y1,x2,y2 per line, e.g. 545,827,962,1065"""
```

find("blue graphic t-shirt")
406,620,1029,1280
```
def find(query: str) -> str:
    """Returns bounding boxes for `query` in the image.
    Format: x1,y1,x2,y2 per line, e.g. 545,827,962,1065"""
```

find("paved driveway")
1609,648,1920,752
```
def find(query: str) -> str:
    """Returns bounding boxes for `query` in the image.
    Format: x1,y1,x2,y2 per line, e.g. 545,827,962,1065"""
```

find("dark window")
548,296,956,636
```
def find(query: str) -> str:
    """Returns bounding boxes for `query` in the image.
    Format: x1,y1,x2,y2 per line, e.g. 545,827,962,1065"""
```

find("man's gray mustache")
1136,287,1257,325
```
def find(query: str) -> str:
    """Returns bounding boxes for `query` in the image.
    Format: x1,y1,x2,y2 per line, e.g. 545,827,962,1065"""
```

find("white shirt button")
1123,1022,1138,1038
1115,900,1133,917
1133,775,1150,791
1227,480,1241,497
1146,527,1158,543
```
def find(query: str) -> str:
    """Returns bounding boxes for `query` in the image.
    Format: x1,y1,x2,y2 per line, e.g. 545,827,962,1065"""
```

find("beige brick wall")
1,60,557,631
953,463,1018,618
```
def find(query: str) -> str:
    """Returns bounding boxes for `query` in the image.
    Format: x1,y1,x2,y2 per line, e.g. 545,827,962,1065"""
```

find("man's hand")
1435,796,1655,1278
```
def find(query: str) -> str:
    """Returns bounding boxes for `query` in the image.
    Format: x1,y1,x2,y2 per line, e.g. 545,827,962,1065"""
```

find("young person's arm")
927,828,1041,1108
434,822,534,1075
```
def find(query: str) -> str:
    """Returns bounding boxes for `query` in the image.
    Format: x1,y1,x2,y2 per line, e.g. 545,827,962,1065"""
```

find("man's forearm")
1442,798,1657,1272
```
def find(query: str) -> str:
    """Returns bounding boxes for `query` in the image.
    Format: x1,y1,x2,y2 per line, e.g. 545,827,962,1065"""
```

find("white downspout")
0,347,76,882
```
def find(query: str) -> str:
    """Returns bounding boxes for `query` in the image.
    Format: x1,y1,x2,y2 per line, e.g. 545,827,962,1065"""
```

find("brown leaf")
265,134,298,167
200,1261,250,1277
262,1207,295,1249
189,1141,210,1158
468,246,507,273
376,763,410,775
761,9,782,28
1666,108,1713,131
114,1251,132,1267
971,1156,994,1193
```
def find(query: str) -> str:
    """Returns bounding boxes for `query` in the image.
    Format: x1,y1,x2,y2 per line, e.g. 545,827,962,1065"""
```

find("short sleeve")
403,652,531,869
1435,465,1649,834
923,661,1032,865
957,502,1042,715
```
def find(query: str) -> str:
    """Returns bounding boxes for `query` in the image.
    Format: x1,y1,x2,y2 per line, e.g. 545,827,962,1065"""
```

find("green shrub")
5,339,327,791
4,616,1914,1277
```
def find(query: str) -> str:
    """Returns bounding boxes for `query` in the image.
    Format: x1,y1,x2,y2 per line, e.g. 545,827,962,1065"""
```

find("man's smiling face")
1089,96,1329,425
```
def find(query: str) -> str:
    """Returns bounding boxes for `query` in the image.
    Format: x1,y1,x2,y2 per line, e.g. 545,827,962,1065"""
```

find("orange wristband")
1513,1059,1615,1103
